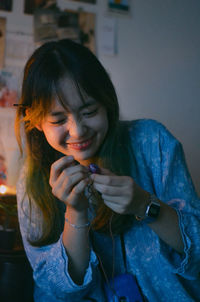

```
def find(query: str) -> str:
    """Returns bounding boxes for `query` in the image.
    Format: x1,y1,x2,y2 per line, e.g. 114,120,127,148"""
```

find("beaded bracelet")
65,218,90,229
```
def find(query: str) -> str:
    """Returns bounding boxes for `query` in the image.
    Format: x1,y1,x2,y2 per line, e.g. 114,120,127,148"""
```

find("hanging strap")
120,233,128,273
120,234,148,302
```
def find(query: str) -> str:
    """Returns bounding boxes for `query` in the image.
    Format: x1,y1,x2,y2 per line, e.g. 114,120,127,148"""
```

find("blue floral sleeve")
130,119,200,279
16,167,104,301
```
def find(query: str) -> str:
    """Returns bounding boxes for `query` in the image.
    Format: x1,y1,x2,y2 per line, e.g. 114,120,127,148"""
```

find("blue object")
104,273,144,302
88,163,100,174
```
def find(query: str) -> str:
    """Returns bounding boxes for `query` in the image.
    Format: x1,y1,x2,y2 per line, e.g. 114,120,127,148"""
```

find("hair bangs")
53,73,89,112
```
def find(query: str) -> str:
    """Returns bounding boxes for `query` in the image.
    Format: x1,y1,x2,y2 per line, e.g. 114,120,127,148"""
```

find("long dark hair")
15,39,133,246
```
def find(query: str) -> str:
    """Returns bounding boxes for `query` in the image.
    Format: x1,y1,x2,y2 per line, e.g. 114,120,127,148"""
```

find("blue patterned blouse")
17,119,200,302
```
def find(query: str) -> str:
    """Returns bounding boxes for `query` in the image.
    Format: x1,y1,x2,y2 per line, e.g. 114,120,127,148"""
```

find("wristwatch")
135,194,160,224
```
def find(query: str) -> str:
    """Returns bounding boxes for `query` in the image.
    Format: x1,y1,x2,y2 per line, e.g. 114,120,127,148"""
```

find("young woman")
15,39,200,302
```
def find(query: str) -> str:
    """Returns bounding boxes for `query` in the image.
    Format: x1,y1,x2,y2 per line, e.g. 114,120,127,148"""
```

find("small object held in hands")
87,163,101,201
88,163,100,174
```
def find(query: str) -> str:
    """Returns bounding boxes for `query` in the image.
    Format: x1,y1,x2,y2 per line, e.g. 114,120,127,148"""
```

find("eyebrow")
50,111,66,117
79,99,97,110
49,100,97,116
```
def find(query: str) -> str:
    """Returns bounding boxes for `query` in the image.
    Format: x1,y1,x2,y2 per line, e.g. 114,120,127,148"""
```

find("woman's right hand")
49,156,89,212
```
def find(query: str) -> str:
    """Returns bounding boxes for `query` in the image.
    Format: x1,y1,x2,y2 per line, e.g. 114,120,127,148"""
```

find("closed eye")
82,109,98,117
50,118,67,125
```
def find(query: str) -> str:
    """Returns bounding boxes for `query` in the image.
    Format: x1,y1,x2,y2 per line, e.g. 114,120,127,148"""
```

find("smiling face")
36,77,108,165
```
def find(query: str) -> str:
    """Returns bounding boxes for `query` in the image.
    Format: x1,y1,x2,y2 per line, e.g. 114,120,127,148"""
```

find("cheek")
90,116,108,136
93,109,108,133
99,114,109,136
42,126,61,146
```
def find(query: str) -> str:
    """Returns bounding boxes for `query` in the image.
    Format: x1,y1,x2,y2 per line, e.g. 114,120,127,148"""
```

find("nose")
67,116,87,138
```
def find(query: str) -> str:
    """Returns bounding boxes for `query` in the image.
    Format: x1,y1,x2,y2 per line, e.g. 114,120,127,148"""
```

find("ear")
35,124,43,131
25,108,43,131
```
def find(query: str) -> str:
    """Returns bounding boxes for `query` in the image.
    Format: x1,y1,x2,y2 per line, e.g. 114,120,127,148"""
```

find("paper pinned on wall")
0,70,18,107
99,16,117,56
108,0,131,15
5,32,35,69
34,7,96,54
78,11,96,54
4,31,35,87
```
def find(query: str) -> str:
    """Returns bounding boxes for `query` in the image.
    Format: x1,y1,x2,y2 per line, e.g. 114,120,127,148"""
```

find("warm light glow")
0,185,16,195
0,185,7,194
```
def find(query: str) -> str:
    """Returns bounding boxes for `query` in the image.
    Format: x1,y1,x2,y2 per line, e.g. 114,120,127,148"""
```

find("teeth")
69,140,90,147
75,143,83,147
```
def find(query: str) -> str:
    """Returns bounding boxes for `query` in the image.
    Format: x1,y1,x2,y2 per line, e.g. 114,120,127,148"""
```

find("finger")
67,179,89,210
71,178,89,195
60,164,89,178
92,182,124,196
53,170,88,196
101,194,123,203
98,167,115,176
103,200,124,214
50,158,89,187
90,174,128,186
50,156,75,185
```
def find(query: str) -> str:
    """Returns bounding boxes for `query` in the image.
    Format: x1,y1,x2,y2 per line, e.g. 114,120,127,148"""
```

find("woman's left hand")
90,168,149,216
91,168,184,253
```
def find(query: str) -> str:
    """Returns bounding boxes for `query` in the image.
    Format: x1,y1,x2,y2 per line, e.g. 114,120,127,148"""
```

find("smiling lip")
67,138,93,151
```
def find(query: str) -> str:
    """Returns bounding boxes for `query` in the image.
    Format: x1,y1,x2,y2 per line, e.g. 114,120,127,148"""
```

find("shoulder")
121,119,182,166
122,119,179,147
125,118,171,137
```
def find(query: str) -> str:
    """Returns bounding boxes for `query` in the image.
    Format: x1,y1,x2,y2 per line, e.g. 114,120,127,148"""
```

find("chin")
74,154,91,163
73,150,96,164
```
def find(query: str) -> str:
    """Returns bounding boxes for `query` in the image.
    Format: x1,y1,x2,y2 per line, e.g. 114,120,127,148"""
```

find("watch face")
148,203,160,218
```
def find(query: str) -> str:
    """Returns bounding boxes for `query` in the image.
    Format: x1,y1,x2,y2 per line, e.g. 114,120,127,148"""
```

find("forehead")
53,76,88,112
49,77,96,114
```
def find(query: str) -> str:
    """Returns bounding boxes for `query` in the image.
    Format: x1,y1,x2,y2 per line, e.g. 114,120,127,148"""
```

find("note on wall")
0,70,18,107
5,32,35,69
99,16,117,56
4,31,35,89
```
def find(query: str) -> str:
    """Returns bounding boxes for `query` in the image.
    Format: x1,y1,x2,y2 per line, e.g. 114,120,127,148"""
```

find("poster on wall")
0,0,12,12
34,6,59,43
34,7,96,54
0,70,18,107
24,0,57,15
4,31,35,90
107,0,131,15
78,11,95,53
0,18,6,69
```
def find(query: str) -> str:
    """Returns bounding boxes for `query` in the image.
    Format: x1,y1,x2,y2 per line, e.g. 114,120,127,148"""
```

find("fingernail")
67,156,74,161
